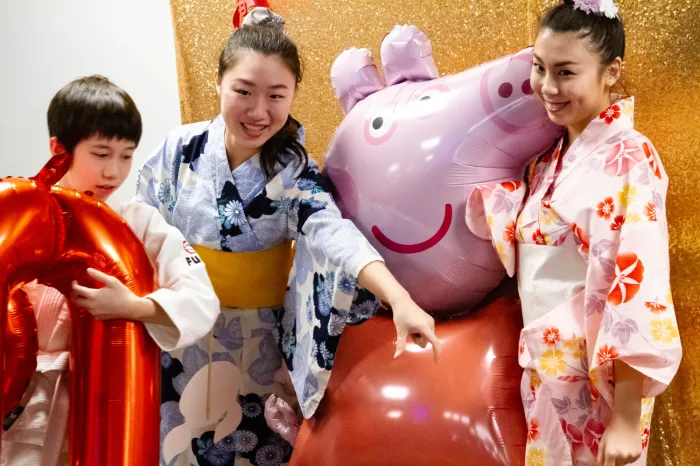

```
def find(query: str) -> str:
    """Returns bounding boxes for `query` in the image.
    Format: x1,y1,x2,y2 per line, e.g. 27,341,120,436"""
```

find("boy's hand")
71,268,141,320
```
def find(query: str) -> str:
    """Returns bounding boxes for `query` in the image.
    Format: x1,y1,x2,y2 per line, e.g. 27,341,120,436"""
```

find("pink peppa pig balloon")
325,25,563,312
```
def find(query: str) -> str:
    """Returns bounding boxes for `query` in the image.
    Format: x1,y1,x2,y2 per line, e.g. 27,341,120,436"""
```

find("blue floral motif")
213,314,244,351
232,430,258,452
205,444,234,465
338,273,356,295
302,371,319,403
157,180,172,204
255,445,285,466
233,159,266,206
197,437,214,456
352,299,377,320
219,200,246,228
328,312,347,337
294,237,313,285
170,153,182,186
161,352,173,369
241,400,263,418
248,328,282,386
281,331,295,359
305,295,314,325
319,342,334,367
258,307,277,324
160,401,184,441
315,272,335,318
182,344,209,376
297,178,317,191
225,232,261,252
302,197,328,210
250,216,285,248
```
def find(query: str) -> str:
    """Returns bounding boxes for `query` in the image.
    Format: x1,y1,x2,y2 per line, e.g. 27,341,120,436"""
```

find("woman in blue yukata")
135,7,439,466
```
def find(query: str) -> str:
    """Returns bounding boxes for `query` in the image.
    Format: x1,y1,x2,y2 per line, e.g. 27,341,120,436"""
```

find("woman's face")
531,29,620,134
216,51,297,156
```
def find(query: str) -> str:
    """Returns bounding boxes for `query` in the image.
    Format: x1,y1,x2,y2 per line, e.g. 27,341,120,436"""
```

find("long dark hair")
218,24,308,179
540,0,625,65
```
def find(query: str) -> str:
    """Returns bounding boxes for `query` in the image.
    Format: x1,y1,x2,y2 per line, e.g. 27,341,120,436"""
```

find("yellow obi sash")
192,242,295,309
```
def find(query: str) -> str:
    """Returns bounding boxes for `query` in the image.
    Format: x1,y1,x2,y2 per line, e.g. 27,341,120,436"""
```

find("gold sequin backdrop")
170,0,699,463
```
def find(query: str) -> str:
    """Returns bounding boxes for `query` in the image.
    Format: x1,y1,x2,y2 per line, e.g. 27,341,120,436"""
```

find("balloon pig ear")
331,47,385,115
380,25,438,86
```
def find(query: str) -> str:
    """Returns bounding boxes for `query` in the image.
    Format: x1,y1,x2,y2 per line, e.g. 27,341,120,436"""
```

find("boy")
1,76,219,466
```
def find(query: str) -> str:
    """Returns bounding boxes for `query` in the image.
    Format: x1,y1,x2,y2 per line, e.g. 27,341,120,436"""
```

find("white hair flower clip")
241,7,286,30
570,0,619,19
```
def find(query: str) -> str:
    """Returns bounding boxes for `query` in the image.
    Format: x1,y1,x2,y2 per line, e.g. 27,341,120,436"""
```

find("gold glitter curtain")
170,1,700,464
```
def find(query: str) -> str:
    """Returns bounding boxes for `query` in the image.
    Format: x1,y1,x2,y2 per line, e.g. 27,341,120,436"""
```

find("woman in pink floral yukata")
466,1,682,465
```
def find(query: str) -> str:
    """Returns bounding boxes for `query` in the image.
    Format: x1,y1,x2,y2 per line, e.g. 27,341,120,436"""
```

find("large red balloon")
291,281,526,465
0,155,160,465
3,289,38,420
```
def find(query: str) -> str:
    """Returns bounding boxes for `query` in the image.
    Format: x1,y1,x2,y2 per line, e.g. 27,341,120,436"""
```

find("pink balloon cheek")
363,117,398,145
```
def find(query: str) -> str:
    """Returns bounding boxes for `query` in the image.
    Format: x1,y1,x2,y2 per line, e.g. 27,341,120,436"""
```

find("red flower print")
644,202,657,221
599,104,621,124
532,229,546,245
645,298,667,314
603,140,645,177
501,181,522,192
519,339,526,355
584,419,606,457
610,215,625,231
642,428,650,449
570,223,590,254
561,420,585,458
643,142,662,179
589,378,600,401
541,147,559,164
542,200,552,209
608,253,645,305
542,326,562,346
503,220,516,245
528,419,540,443
597,197,615,220
596,344,620,365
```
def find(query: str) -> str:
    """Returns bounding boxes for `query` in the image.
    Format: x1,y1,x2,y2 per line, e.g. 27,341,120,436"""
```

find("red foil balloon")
3,289,38,419
233,0,270,28
0,155,160,465
291,281,526,465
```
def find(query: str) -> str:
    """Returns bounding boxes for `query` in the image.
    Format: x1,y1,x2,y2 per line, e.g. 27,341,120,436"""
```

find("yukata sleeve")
574,138,681,404
466,180,528,277
275,161,383,419
123,203,220,352
133,134,182,223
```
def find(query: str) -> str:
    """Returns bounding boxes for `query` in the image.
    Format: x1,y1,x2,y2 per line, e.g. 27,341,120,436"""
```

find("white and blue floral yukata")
135,115,382,466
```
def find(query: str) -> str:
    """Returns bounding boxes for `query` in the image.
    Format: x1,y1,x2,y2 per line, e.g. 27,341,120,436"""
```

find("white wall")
0,0,181,202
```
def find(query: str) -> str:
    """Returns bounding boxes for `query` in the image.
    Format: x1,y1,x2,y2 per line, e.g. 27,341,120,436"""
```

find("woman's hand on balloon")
357,261,440,362
71,268,163,322
391,294,440,362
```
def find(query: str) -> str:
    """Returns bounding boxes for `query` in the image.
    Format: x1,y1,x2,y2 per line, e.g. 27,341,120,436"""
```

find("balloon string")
206,328,213,420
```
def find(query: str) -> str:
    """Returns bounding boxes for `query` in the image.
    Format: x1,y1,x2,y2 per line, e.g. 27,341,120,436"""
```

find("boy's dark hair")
540,0,625,65
47,75,142,154
219,24,308,179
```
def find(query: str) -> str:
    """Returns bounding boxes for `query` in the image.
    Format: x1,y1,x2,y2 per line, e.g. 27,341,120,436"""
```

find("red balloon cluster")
0,155,160,465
